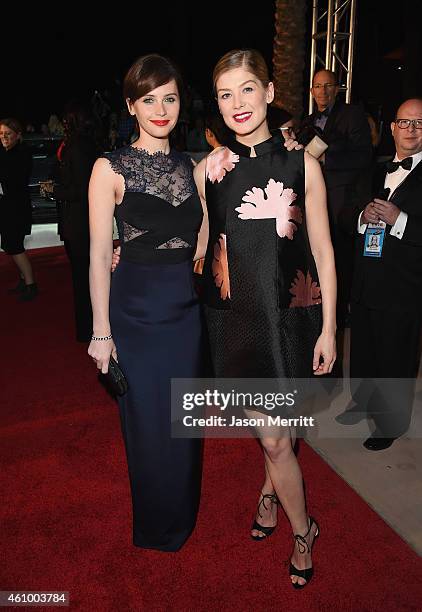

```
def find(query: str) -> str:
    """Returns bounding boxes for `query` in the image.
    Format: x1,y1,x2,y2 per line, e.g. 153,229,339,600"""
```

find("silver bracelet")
91,333,113,341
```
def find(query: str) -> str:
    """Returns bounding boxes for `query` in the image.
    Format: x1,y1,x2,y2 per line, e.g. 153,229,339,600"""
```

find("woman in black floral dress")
194,49,337,588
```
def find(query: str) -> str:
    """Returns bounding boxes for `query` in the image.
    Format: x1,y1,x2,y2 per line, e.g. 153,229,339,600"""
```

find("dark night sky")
2,5,275,123
1,1,420,127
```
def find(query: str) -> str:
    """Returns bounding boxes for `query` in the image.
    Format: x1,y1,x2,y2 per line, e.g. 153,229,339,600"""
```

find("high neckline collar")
227,130,284,158
129,145,171,157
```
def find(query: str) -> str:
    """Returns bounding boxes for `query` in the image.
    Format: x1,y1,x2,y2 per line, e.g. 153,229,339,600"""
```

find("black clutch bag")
105,355,128,396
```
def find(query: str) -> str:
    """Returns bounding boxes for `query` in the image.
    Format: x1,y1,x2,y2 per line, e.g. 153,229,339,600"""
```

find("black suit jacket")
0,143,33,234
300,100,372,221
53,135,98,250
350,159,422,311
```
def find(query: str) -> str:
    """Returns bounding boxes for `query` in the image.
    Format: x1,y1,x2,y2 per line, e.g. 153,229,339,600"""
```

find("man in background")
336,98,422,450
300,69,373,330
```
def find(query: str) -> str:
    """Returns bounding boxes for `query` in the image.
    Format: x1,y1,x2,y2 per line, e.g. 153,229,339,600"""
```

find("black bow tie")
386,157,413,173
315,108,330,120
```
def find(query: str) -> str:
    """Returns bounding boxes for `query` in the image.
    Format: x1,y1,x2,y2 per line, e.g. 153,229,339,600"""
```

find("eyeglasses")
395,119,422,129
312,84,337,90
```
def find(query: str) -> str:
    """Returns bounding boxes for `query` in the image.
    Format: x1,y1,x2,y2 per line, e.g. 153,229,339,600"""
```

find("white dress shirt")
358,151,422,238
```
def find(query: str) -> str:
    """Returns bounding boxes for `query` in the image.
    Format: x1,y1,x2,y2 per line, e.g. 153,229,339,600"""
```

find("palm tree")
272,0,307,120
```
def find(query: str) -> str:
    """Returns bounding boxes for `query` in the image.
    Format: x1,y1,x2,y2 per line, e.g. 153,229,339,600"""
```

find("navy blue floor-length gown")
105,145,203,551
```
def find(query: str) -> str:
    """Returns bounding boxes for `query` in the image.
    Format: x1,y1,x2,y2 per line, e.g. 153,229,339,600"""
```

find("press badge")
364,222,386,258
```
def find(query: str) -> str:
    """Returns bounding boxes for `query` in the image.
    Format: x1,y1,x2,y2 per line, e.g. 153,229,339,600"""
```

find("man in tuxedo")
336,98,422,450
300,70,372,329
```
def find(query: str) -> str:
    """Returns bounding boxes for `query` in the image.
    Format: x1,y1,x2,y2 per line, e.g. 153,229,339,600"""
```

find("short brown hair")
123,54,184,104
213,49,270,93
0,117,23,135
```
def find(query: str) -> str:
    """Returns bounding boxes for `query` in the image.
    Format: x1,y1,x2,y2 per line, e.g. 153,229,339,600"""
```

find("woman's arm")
193,157,209,261
304,151,337,374
87,158,117,372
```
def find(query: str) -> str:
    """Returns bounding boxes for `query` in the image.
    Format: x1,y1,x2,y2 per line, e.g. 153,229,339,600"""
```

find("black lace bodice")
103,146,202,264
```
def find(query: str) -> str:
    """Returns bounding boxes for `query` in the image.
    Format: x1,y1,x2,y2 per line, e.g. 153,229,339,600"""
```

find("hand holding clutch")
105,355,128,396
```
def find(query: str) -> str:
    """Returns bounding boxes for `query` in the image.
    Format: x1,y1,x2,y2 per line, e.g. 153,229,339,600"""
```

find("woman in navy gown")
88,55,207,552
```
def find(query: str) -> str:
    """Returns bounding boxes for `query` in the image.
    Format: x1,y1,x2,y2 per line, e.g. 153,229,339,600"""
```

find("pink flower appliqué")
235,178,302,239
206,147,239,184
212,233,231,300
289,270,322,308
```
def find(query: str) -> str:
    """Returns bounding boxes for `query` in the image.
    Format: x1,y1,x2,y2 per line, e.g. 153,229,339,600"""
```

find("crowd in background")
22,84,225,153
16,82,389,157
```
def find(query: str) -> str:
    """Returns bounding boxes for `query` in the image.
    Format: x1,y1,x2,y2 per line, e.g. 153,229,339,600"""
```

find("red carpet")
1,246,422,612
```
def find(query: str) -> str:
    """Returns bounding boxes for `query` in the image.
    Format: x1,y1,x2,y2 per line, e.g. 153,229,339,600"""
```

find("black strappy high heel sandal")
251,493,279,541
289,517,319,589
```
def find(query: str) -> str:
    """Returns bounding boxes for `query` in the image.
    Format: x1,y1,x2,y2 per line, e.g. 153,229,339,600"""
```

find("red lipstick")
151,120,170,126
233,112,252,123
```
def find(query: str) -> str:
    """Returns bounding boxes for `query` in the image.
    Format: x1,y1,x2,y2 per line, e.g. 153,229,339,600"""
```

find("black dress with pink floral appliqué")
202,132,322,382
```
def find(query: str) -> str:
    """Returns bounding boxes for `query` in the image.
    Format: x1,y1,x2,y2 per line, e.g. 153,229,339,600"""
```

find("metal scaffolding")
309,0,357,113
